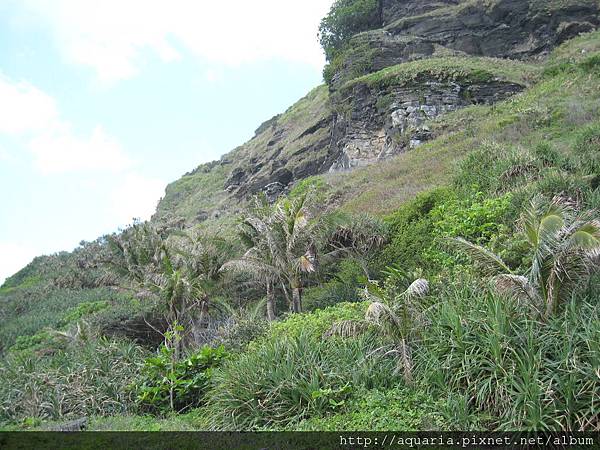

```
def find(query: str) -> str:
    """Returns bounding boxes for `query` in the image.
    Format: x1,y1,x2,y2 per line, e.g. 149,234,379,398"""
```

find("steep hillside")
154,85,334,222
1,0,600,434
155,0,597,223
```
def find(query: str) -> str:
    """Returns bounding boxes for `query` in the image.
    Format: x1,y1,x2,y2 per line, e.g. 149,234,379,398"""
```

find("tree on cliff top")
319,0,381,62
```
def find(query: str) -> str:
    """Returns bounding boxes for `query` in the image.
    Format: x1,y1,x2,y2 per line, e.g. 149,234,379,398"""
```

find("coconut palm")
274,193,318,313
170,230,234,330
452,195,600,318
222,195,283,320
108,222,233,347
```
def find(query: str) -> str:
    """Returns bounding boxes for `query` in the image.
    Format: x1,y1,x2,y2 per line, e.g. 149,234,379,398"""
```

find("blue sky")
0,0,334,283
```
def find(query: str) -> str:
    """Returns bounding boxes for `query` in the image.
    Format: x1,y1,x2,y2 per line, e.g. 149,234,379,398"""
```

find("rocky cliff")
154,0,598,222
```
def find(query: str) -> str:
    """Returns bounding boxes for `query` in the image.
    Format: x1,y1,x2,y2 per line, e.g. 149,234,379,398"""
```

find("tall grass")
201,331,399,430
0,338,145,423
417,281,599,431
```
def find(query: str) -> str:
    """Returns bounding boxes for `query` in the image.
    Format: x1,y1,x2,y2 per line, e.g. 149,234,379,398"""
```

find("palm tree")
274,193,318,313
223,192,320,316
170,230,234,335
452,195,600,318
108,222,233,347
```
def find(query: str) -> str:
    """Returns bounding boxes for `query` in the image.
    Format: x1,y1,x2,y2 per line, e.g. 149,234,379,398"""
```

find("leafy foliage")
417,282,599,431
202,331,398,430
292,387,448,431
133,340,227,415
451,195,600,318
318,0,380,62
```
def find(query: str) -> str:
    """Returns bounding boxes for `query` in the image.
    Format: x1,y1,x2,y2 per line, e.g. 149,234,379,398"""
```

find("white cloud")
110,173,166,225
17,0,334,83
0,73,131,173
30,125,131,174
0,74,58,135
0,241,38,285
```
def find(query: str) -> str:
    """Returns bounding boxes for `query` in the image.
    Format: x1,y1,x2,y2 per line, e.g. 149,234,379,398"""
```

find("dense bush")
133,343,227,414
217,317,270,352
58,300,110,327
375,188,452,273
263,302,367,342
202,331,399,430
303,259,365,311
375,188,517,275
292,387,448,431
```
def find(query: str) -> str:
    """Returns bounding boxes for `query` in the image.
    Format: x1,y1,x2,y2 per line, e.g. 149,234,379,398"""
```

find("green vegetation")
0,338,144,423
340,56,539,93
133,339,227,414
202,330,399,430
318,0,380,62
1,25,600,436
293,387,447,431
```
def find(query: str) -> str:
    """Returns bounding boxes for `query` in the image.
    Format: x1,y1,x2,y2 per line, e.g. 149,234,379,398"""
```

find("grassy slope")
340,56,539,92
319,31,600,216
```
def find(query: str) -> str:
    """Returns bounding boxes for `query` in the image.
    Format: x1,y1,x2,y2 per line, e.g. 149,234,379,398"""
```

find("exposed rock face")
155,0,599,221
332,0,600,88
381,0,460,26
329,76,525,171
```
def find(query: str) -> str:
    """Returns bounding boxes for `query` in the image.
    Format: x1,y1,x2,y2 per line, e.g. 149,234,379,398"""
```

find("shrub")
292,387,448,431
202,331,399,430
133,343,228,415
263,301,367,343
375,188,453,273
429,193,512,243
375,189,515,275
7,330,62,356
58,300,110,327
218,317,270,352
425,192,514,270
303,259,365,311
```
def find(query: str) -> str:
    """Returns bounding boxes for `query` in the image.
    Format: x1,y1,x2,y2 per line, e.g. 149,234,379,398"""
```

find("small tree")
108,222,233,348
225,192,330,315
325,266,430,384
319,0,381,61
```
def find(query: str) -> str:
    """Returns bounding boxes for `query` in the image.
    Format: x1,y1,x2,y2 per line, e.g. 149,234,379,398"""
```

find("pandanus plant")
452,195,600,318
325,266,430,385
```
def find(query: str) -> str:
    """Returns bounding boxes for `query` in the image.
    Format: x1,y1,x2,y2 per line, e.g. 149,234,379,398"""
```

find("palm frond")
323,320,369,339
449,237,512,276
402,278,429,299
568,220,600,257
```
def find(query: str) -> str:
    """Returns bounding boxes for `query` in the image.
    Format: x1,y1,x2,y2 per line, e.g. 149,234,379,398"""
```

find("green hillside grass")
316,32,600,215
1,30,599,433
340,56,539,92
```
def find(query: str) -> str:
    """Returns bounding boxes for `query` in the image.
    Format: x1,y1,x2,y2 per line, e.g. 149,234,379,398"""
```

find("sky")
0,0,334,284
